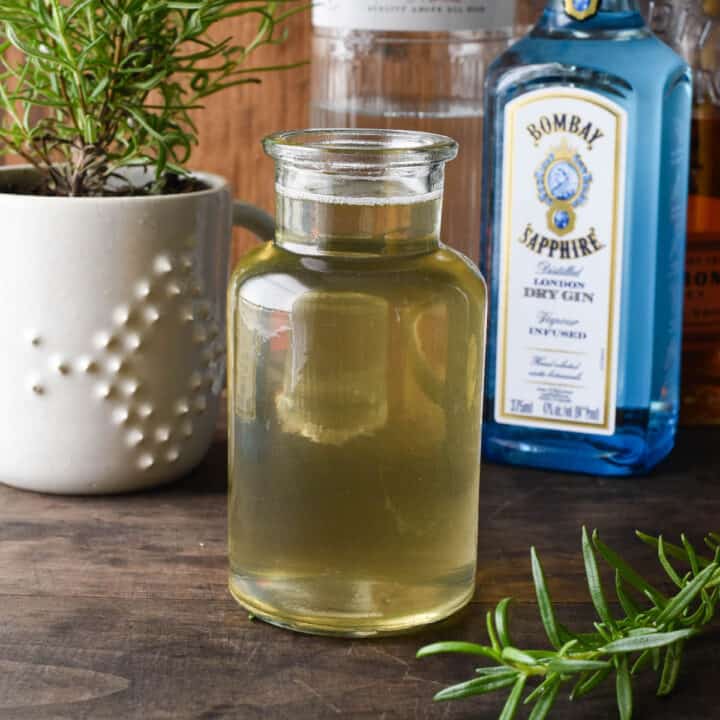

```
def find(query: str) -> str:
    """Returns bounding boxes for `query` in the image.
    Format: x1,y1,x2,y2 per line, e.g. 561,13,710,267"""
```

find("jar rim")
263,128,459,167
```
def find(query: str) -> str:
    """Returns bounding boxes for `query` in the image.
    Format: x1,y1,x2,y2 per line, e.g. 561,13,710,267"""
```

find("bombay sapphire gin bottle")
481,0,692,475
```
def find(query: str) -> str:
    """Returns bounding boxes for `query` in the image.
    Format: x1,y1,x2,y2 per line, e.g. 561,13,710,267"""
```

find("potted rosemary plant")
0,1,302,494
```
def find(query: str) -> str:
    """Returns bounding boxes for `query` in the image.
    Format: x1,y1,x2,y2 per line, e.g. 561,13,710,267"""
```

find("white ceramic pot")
0,166,273,494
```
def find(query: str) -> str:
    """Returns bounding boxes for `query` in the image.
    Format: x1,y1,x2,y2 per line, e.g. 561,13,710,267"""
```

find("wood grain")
190,10,312,264
1,429,720,719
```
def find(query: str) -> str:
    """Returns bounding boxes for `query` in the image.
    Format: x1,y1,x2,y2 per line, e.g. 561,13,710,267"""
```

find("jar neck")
273,164,445,258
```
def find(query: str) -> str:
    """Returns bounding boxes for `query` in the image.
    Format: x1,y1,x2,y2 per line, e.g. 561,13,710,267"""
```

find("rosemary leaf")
495,597,514,649
433,672,519,702
499,675,527,720
531,546,563,649
582,526,616,631
570,666,612,700
616,656,633,720
416,641,498,661
657,640,685,697
600,629,695,654
528,675,561,720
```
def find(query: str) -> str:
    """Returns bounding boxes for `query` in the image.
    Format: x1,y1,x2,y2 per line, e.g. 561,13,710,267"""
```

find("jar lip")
263,128,459,167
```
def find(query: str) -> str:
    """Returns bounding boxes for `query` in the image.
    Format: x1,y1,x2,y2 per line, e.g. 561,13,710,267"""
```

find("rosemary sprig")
418,528,720,720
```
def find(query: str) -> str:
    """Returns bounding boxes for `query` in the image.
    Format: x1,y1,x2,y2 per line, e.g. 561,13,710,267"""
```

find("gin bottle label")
494,87,628,435
312,0,516,32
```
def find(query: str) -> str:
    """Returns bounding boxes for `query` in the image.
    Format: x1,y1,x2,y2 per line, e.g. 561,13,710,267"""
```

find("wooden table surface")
1,430,719,720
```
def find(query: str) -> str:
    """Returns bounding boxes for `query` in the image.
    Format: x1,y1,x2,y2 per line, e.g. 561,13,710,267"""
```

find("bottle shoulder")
229,244,487,309
432,247,489,300
487,31,689,101
229,243,276,286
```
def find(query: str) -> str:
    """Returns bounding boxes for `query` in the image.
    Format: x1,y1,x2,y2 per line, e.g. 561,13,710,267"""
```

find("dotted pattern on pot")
25,241,225,472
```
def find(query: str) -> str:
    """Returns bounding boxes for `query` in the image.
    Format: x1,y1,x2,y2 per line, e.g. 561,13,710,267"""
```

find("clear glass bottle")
644,0,720,424
227,129,487,636
481,0,692,475
309,1,517,263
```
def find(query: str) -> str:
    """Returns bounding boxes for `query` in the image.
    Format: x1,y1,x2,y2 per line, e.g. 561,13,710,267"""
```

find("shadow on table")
154,439,229,496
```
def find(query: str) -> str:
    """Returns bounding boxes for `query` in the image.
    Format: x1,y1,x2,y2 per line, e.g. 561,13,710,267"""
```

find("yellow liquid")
227,192,486,636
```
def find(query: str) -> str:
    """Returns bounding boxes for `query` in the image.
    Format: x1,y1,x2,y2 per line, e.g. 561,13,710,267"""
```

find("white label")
495,87,627,435
312,0,517,32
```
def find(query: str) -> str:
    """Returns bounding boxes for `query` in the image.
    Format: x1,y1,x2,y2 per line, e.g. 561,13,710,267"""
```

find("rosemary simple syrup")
227,181,487,636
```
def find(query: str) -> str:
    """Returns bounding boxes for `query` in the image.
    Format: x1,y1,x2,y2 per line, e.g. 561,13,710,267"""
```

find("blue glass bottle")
481,0,692,475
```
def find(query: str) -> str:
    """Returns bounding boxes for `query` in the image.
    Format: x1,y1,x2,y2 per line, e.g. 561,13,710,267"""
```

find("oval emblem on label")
535,140,593,237
564,0,601,21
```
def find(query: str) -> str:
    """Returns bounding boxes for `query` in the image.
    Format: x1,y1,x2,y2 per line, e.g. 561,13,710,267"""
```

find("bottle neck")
538,0,646,35
546,0,640,10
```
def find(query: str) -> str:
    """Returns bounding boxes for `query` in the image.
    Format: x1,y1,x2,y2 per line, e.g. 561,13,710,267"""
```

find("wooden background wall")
188,4,543,262
191,10,313,262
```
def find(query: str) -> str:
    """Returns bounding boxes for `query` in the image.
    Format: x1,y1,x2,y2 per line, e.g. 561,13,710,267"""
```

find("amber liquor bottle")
648,0,720,423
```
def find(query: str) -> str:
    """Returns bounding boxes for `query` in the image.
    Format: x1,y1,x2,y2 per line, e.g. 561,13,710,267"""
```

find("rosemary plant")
419,529,720,720
0,0,306,196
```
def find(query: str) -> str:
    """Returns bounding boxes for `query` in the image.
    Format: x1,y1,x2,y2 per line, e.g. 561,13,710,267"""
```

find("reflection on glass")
277,291,389,446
